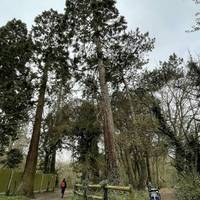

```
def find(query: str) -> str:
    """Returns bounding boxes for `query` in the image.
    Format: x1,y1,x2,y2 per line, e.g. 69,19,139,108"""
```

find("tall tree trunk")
50,148,56,174
124,148,136,187
146,151,152,183
44,151,50,173
134,148,140,184
138,157,147,190
43,122,51,174
48,82,63,174
122,77,135,121
21,66,48,197
155,156,159,186
90,140,100,182
118,144,134,187
95,36,119,183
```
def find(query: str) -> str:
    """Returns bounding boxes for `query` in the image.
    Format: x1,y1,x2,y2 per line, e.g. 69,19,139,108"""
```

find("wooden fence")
74,183,133,200
0,169,56,195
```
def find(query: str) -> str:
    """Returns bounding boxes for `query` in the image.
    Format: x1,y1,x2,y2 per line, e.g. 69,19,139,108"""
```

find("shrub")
6,149,23,169
176,174,200,200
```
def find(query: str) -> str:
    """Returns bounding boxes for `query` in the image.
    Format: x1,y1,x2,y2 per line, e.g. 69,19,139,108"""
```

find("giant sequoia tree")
21,10,72,197
0,19,33,155
64,0,128,183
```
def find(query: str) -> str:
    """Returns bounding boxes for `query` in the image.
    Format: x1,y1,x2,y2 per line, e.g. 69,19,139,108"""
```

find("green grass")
71,190,148,200
0,196,27,200
64,197,80,200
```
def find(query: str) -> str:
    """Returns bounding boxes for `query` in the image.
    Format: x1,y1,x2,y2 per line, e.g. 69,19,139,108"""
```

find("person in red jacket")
60,178,67,198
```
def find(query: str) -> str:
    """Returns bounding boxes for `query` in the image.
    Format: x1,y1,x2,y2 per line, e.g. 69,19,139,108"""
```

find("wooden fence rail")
74,183,132,200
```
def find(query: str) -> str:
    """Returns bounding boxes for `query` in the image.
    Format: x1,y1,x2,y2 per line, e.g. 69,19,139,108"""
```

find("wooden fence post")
103,185,108,200
13,180,17,195
128,184,133,200
52,175,56,192
46,180,50,192
73,184,76,196
6,170,14,195
39,174,44,193
83,185,88,200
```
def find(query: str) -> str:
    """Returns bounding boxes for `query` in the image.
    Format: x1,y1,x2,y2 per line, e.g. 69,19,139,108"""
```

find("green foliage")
176,174,200,200
5,149,23,169
31,9,72,95
33,9,73,176
57,162,75,189
141,53,184,91
65,0,154,92
32,9,71,73
107,29,155,89
0,19,33,153
64,0,156,184
112,89,170,189
65,100,103,182
187,59,200,88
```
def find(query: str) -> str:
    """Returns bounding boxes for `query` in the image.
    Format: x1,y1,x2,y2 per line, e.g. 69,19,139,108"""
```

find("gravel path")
32,190,73,200
160,188,175,200
32,188,175,200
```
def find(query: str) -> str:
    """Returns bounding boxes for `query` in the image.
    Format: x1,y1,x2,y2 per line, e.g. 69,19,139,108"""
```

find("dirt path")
160,188,175,200
32,188,174,200
32,190,73,200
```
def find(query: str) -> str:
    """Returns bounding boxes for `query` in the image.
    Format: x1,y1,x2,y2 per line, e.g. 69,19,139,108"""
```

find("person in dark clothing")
60,178,67,198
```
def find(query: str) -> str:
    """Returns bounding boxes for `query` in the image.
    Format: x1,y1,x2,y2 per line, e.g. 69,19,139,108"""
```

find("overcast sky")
1,0,199,160
117,0,200,67
0,0,199,67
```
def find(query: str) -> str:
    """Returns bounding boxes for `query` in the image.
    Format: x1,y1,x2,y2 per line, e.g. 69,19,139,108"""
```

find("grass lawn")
70,190,148,200
0,196,28,200
0,190,148,200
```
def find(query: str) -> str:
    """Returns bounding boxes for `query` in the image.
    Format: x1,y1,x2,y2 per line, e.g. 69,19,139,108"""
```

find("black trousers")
61,188,66,198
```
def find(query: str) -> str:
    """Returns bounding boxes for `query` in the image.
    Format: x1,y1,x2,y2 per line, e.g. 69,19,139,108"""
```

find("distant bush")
176,174,200,200
6,149,23,169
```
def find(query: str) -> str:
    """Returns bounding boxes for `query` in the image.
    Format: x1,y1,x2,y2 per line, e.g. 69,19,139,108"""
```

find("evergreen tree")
64,0,128,183
0,19,33,155
141,54,184,91
107,29,154,90
21,10,72,197
68,101,102,182
187,59,200,91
